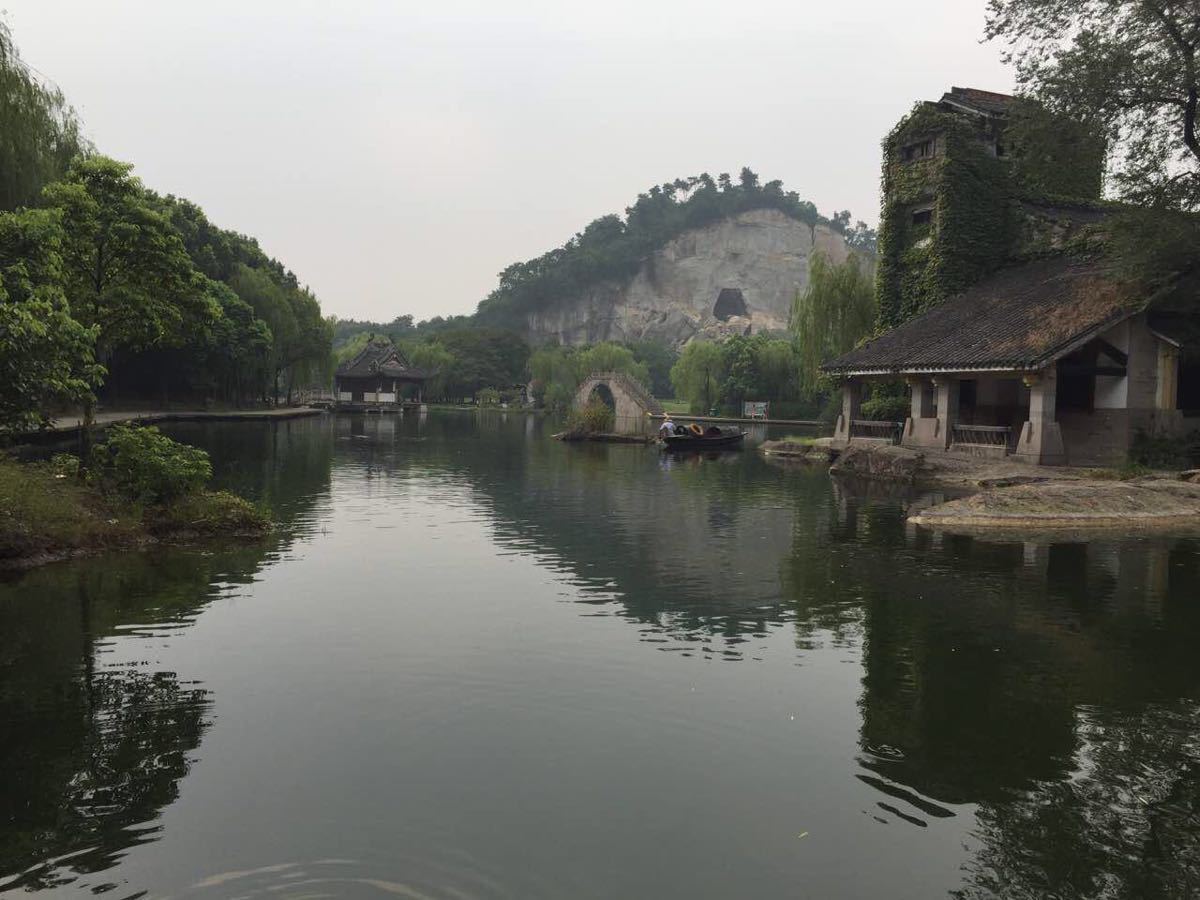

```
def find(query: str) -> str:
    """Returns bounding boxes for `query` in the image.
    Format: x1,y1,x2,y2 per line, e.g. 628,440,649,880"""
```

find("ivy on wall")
875,100,1107,331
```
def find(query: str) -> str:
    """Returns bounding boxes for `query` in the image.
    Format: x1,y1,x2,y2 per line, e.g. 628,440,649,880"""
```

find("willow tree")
0,20,86,211
791,251,876,397
670,341,726,414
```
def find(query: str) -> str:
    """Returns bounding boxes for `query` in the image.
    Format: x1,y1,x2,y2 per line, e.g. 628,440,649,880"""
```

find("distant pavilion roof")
823,257,1143,377
335,339,430,381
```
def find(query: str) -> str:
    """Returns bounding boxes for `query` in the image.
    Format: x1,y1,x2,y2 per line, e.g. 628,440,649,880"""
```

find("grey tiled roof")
939,86,1015,117
823,257,1141,375
335,339,429,380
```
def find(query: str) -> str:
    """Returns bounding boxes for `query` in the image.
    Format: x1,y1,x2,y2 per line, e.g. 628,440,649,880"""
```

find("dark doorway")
589,383,616,411
713,288,749,321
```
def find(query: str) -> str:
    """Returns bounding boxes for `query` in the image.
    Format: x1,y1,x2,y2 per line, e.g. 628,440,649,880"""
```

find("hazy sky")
4,1,1011,322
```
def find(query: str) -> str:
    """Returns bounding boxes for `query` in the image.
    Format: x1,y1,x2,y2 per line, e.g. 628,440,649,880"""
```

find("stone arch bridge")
574,371,663,432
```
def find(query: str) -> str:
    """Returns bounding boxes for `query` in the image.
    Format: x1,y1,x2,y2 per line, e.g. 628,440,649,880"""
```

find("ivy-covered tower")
875,87,1106,329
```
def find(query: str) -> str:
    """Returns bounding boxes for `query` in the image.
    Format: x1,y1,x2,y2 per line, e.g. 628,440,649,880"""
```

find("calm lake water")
3,412,1200,899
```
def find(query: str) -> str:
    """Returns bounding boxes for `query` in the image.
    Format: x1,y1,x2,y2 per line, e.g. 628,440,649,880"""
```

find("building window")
901,139,935,162
911,207,934,227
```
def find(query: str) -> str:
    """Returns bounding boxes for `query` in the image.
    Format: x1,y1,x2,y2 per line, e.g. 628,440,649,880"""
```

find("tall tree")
43,157,210,371
670,341,726,414
0,208,101,432
791,252,876,397
0,20,86,211
986,0,1200,210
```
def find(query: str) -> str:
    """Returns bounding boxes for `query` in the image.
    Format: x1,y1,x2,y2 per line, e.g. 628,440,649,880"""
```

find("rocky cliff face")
526,208,855,346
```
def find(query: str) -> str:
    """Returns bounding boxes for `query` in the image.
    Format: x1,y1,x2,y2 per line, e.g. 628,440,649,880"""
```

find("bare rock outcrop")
526,208,854,347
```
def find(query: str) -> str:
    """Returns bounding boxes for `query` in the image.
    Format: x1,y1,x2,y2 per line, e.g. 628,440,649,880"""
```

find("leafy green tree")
986,0,1200,210
228,264,330,402
628,340,679,397
718,335,800,408
0,20,86,211
791,251,876,397
670,341,726,414
404,341,456,401
434,328,529,397
43,157,211,369
575,342,649,387
0,208,101,432
89,425,213,503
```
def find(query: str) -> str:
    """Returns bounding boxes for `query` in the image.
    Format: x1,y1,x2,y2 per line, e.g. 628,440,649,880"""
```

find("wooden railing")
850,419,902,444
951,424,1012,450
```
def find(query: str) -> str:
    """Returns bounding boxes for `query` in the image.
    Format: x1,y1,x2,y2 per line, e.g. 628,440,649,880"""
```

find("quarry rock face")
526,208,854,347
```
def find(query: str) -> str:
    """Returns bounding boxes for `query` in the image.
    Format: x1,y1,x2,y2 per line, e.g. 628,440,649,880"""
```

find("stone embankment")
761,441,1200,531
909,479,1200,530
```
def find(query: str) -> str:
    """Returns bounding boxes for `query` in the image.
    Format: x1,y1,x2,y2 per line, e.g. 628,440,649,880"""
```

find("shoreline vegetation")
1,426,271,573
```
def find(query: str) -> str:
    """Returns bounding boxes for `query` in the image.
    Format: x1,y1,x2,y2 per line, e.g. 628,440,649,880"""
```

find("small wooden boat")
660,424,747,450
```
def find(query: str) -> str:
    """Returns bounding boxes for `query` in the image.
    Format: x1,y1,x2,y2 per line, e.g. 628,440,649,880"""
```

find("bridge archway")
573,371,664,433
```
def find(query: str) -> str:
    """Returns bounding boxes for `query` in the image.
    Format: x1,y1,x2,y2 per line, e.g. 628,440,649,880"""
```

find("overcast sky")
4,1,1011,322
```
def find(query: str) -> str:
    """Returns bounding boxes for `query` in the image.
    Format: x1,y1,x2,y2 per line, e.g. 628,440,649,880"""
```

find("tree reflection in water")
821,481,1200,898
0,418,333,893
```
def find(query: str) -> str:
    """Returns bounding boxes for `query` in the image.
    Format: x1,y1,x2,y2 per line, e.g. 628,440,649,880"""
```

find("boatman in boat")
658,414,676,439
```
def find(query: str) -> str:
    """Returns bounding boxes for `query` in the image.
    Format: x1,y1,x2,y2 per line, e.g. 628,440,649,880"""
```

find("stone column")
933,376,959,450
833,380,862,446
1015,369,1066,465
909,378,936,420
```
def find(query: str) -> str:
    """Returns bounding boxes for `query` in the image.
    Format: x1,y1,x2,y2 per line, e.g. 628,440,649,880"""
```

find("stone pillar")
1015,369,1066,465
909,378,936,419
833,380,862,447
933,376,959,450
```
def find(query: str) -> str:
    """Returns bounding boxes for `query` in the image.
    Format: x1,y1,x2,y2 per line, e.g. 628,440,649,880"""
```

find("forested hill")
473,168,875,331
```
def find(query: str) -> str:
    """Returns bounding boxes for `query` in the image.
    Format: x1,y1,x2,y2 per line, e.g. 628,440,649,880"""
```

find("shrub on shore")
565,399,615,435
1,425,269,566
89,425,213,502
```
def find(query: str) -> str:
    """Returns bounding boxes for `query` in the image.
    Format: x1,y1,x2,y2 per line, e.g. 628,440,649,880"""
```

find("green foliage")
1108,208,1200,359
860,383,910,422
0,20,87,212
403,340,456,401
565,399,615,434
1129,429,1200,469
670,342,726,414
147,489,271,535
791,251,876,396
1005,99,1106,200
720,334,799,407
986,0,1199,211
476,387,501,407
475,169,862,328
0,455,138,560
432,328,529,398
90,425,213,503
43,157,212,360
49,453,80,478
0,207,102,432
528,341,652,416
627,340,679,397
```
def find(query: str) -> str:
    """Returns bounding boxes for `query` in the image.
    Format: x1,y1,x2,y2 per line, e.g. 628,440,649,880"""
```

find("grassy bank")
0,456,270,569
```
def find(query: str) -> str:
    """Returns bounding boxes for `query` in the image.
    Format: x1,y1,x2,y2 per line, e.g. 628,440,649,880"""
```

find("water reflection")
1,412,1198,897
0,420,334,894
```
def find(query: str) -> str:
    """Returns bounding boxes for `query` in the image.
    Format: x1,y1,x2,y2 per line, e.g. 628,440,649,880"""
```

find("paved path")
35,407,323,435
